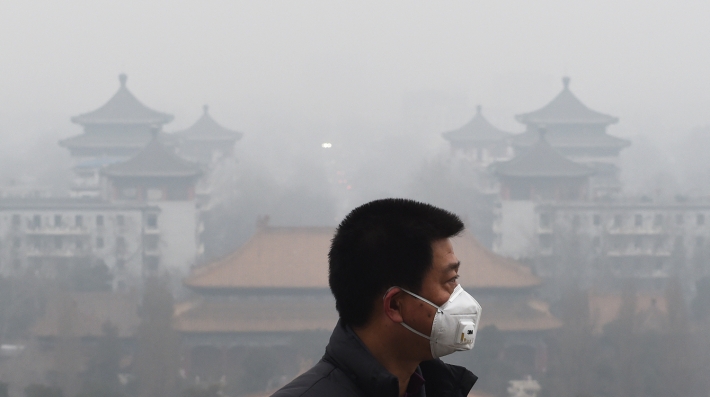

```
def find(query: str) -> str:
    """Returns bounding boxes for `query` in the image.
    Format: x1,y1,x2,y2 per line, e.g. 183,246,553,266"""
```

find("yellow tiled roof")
185,227,541,291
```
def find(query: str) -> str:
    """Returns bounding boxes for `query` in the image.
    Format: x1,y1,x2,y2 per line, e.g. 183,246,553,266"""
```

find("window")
13,238,21,248
539,234,553,249
696,236,705,248
96,215,104,227
144,256,160,271
676,214,684,225
54,236,62,250
634,236,643,249
75,215,83,227
116,215,125,227
116,259,126,269
593,214,601,226
121,188,137,199
96,237,104,249
13,259,21,269
614,215,623,228
146,213,158,229
147,189,163,200
76,239,83,250
539,213,551,228
698,214,705,226
654,214,663,227
572,215,581,228
592,236,601,249
145,235,159,251
11,214,21,228
635,214,643,227
54,215,62,227
32,215,41,228
116,237,126,254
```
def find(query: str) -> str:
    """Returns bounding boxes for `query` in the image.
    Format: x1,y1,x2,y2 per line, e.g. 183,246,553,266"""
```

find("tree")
79,322,123,397
133,277,181,397
68,259,113,292
543,286,598,397
24,384,63,397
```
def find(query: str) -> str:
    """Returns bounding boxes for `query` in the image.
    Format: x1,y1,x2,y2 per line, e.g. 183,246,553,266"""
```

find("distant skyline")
1,1,709,190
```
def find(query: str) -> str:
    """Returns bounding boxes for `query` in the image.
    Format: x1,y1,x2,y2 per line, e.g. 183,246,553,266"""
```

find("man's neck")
354,326,421,397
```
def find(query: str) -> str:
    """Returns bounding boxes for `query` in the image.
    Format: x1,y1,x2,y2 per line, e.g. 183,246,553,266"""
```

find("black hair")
328,198,464,327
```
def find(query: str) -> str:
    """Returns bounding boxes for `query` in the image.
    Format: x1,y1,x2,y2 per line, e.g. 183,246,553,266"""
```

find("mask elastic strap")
400,322,431,340
399,288,442,312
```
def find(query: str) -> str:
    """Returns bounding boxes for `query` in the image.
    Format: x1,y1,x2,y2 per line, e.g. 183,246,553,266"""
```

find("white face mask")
397,284,482,359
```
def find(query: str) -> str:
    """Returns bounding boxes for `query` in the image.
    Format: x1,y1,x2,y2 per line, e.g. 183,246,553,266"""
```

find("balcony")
606,248,672,257
25,226,89,236
25,247,92,258
606,226,664,235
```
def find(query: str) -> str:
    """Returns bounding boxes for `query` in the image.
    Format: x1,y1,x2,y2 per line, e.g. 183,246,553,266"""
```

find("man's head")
328,198,464,327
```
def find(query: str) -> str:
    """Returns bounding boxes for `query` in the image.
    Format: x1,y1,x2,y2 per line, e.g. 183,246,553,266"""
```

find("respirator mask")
395,284,482,359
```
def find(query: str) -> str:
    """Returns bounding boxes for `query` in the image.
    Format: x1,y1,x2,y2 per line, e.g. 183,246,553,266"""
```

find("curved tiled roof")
492,132,594,178
174,105,243,141
515,77,618,126
173,295,561,334
103,138,202,178
71,74,174,126
184,227,540,291
442,105,511,143
510,128,630,150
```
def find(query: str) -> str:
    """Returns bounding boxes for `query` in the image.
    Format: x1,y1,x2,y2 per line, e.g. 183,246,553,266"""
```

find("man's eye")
449,275,460,283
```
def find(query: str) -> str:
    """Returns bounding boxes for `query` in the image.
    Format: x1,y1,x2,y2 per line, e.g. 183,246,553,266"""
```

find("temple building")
176,223,560,391
173,105,243,165
442,105,513,166
511,77,630,198
102,138,203,276
60,74,174,197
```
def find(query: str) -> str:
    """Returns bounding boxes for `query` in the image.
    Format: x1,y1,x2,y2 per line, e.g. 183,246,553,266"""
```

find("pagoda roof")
510,128,630,150
492,132,594,178
442,105,512,143
173,295,561,334
184,226,541,291
174,105,243,141
103,138,202,178
71,74,174,126
515,77,618,126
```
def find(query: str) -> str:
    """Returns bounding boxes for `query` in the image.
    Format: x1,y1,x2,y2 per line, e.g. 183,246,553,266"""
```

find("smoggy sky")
1,1,709,157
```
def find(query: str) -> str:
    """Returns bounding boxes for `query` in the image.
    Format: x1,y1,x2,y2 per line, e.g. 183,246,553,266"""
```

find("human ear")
382,287,404,323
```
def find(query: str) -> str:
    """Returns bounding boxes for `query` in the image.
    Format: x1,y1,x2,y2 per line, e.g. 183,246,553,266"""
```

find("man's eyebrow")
445,261,461,272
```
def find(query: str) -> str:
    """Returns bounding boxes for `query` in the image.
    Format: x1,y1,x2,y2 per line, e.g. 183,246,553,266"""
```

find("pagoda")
60,74,174,197
512,77,629,198
442,105,513,166
174,105,243,164
103,138,203,276
493,130,594,201
491,131,594,258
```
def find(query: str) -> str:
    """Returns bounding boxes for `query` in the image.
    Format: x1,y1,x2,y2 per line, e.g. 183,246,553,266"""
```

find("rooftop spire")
562,76,570,90
119,73,127,88
476,104,482,114
203,104,209,114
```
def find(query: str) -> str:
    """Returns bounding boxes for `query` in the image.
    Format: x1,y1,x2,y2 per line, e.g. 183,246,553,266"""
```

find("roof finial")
562,76,570,89
476,104,482,114
119,73,127,87
203,104,209,115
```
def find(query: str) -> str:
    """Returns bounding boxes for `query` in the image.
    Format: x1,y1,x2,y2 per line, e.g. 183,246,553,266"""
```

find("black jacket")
272,321,477,397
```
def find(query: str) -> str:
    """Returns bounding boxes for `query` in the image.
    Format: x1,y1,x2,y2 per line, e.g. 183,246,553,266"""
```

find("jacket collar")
323,320,477,397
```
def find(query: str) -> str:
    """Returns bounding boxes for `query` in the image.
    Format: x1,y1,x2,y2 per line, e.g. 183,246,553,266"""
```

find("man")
273,198,480,397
